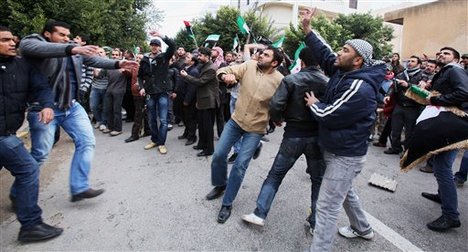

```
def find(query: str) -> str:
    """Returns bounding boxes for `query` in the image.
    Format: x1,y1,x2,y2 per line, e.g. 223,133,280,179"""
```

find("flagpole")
192,36,198,49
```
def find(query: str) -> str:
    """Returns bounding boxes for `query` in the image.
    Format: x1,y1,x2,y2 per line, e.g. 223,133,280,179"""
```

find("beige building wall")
385,0,468,60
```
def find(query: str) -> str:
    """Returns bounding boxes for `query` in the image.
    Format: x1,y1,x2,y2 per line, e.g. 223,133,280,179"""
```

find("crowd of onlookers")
1,13,467,251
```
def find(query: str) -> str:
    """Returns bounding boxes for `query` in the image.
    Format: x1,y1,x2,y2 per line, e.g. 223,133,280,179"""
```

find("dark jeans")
254,136,325,227
0,135,42,230
391,105,420,151
197,108,215,153
147,93,169,145
433,150,459,220
103,92,125,131
454,151,468,182
131,96,149,138
182,104,197,141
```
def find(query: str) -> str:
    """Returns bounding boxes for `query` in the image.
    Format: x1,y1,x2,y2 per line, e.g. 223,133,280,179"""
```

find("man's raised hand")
300,7,317,34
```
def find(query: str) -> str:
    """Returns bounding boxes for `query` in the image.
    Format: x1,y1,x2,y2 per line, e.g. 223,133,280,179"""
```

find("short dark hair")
427,59,437,65
42,20,71,35
299,46,318,67
410,55,422,64
77,34,90,43
198,47,211,57
190,55,198,65
440,47,460,60
0,25,10,32
265,46,284,68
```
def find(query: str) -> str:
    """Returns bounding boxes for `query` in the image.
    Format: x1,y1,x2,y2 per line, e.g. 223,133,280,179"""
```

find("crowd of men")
1,7,467,251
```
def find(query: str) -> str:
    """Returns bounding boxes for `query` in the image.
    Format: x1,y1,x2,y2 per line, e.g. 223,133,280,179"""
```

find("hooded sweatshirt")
305,31,386,156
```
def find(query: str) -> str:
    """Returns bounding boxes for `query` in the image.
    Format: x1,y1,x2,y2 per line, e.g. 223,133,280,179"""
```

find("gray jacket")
19,33,119,109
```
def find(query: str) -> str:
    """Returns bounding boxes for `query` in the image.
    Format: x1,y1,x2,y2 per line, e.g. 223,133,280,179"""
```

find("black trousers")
103,92,125,131
197,108,216,153
122,90,135,121
131,96,150,138
215,103,225,138
182,104,197,141
378,118,392,145
391,105,421,151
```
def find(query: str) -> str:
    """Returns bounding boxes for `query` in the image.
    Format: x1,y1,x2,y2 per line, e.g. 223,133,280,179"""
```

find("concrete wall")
385,0,468,59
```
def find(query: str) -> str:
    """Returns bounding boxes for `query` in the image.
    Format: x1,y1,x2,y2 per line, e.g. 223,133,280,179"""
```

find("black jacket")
0,56,53,135
393,69,424,107
166,65,179,95
182,64,199,105
269,66,328,137
429,63,468,113
138,36,176,95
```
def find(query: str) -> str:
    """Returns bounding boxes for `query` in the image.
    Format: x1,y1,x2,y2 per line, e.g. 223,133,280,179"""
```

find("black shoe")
419,165,433,173
253,142,263,159
427,215,461,232
384,148,400,155
193,145,204,150
260,136,270,142
206,186,226,200
421,192,441,204
124,136,139,143
197,151,213,157
185,139,196,146
18,222,63,242
228,153,238,164
178,135,187,140
71,188,105,202
373,142,386,147
217,205,232,224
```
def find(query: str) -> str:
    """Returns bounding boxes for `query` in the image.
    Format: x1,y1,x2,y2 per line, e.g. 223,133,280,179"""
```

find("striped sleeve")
309,79,369,129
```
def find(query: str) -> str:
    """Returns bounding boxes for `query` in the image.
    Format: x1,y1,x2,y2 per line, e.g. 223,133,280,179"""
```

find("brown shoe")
71,188,105,202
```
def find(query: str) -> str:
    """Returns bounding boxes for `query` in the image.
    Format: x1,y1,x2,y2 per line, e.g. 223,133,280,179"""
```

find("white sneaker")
241,213,264,226
338,226,374,240
94,123,100,129
99,124,107,131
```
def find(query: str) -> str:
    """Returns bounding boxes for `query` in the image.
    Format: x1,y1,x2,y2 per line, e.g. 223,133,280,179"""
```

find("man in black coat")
180,47,220,156
241,47,328,233
0,26,62,242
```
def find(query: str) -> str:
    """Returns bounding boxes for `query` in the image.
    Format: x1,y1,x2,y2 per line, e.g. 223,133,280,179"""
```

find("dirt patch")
0,129,74,223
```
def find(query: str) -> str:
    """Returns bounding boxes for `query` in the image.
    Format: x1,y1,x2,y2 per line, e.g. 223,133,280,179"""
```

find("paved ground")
0,122,466,251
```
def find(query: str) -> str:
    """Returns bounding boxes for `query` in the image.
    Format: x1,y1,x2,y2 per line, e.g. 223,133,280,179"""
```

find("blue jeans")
146,93,169,145
454,150,468,182
254,137,325,226
211,119,262,206
12,102,95,196
311,152,371,252
1,135,42,230
433,150,459,220
89,87,107,125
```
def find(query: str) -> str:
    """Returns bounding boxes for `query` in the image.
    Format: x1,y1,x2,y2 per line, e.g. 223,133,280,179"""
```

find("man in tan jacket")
205,46,284,224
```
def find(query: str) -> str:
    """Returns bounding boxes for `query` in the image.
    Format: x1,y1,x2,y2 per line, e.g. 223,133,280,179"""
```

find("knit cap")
345,39,373,66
